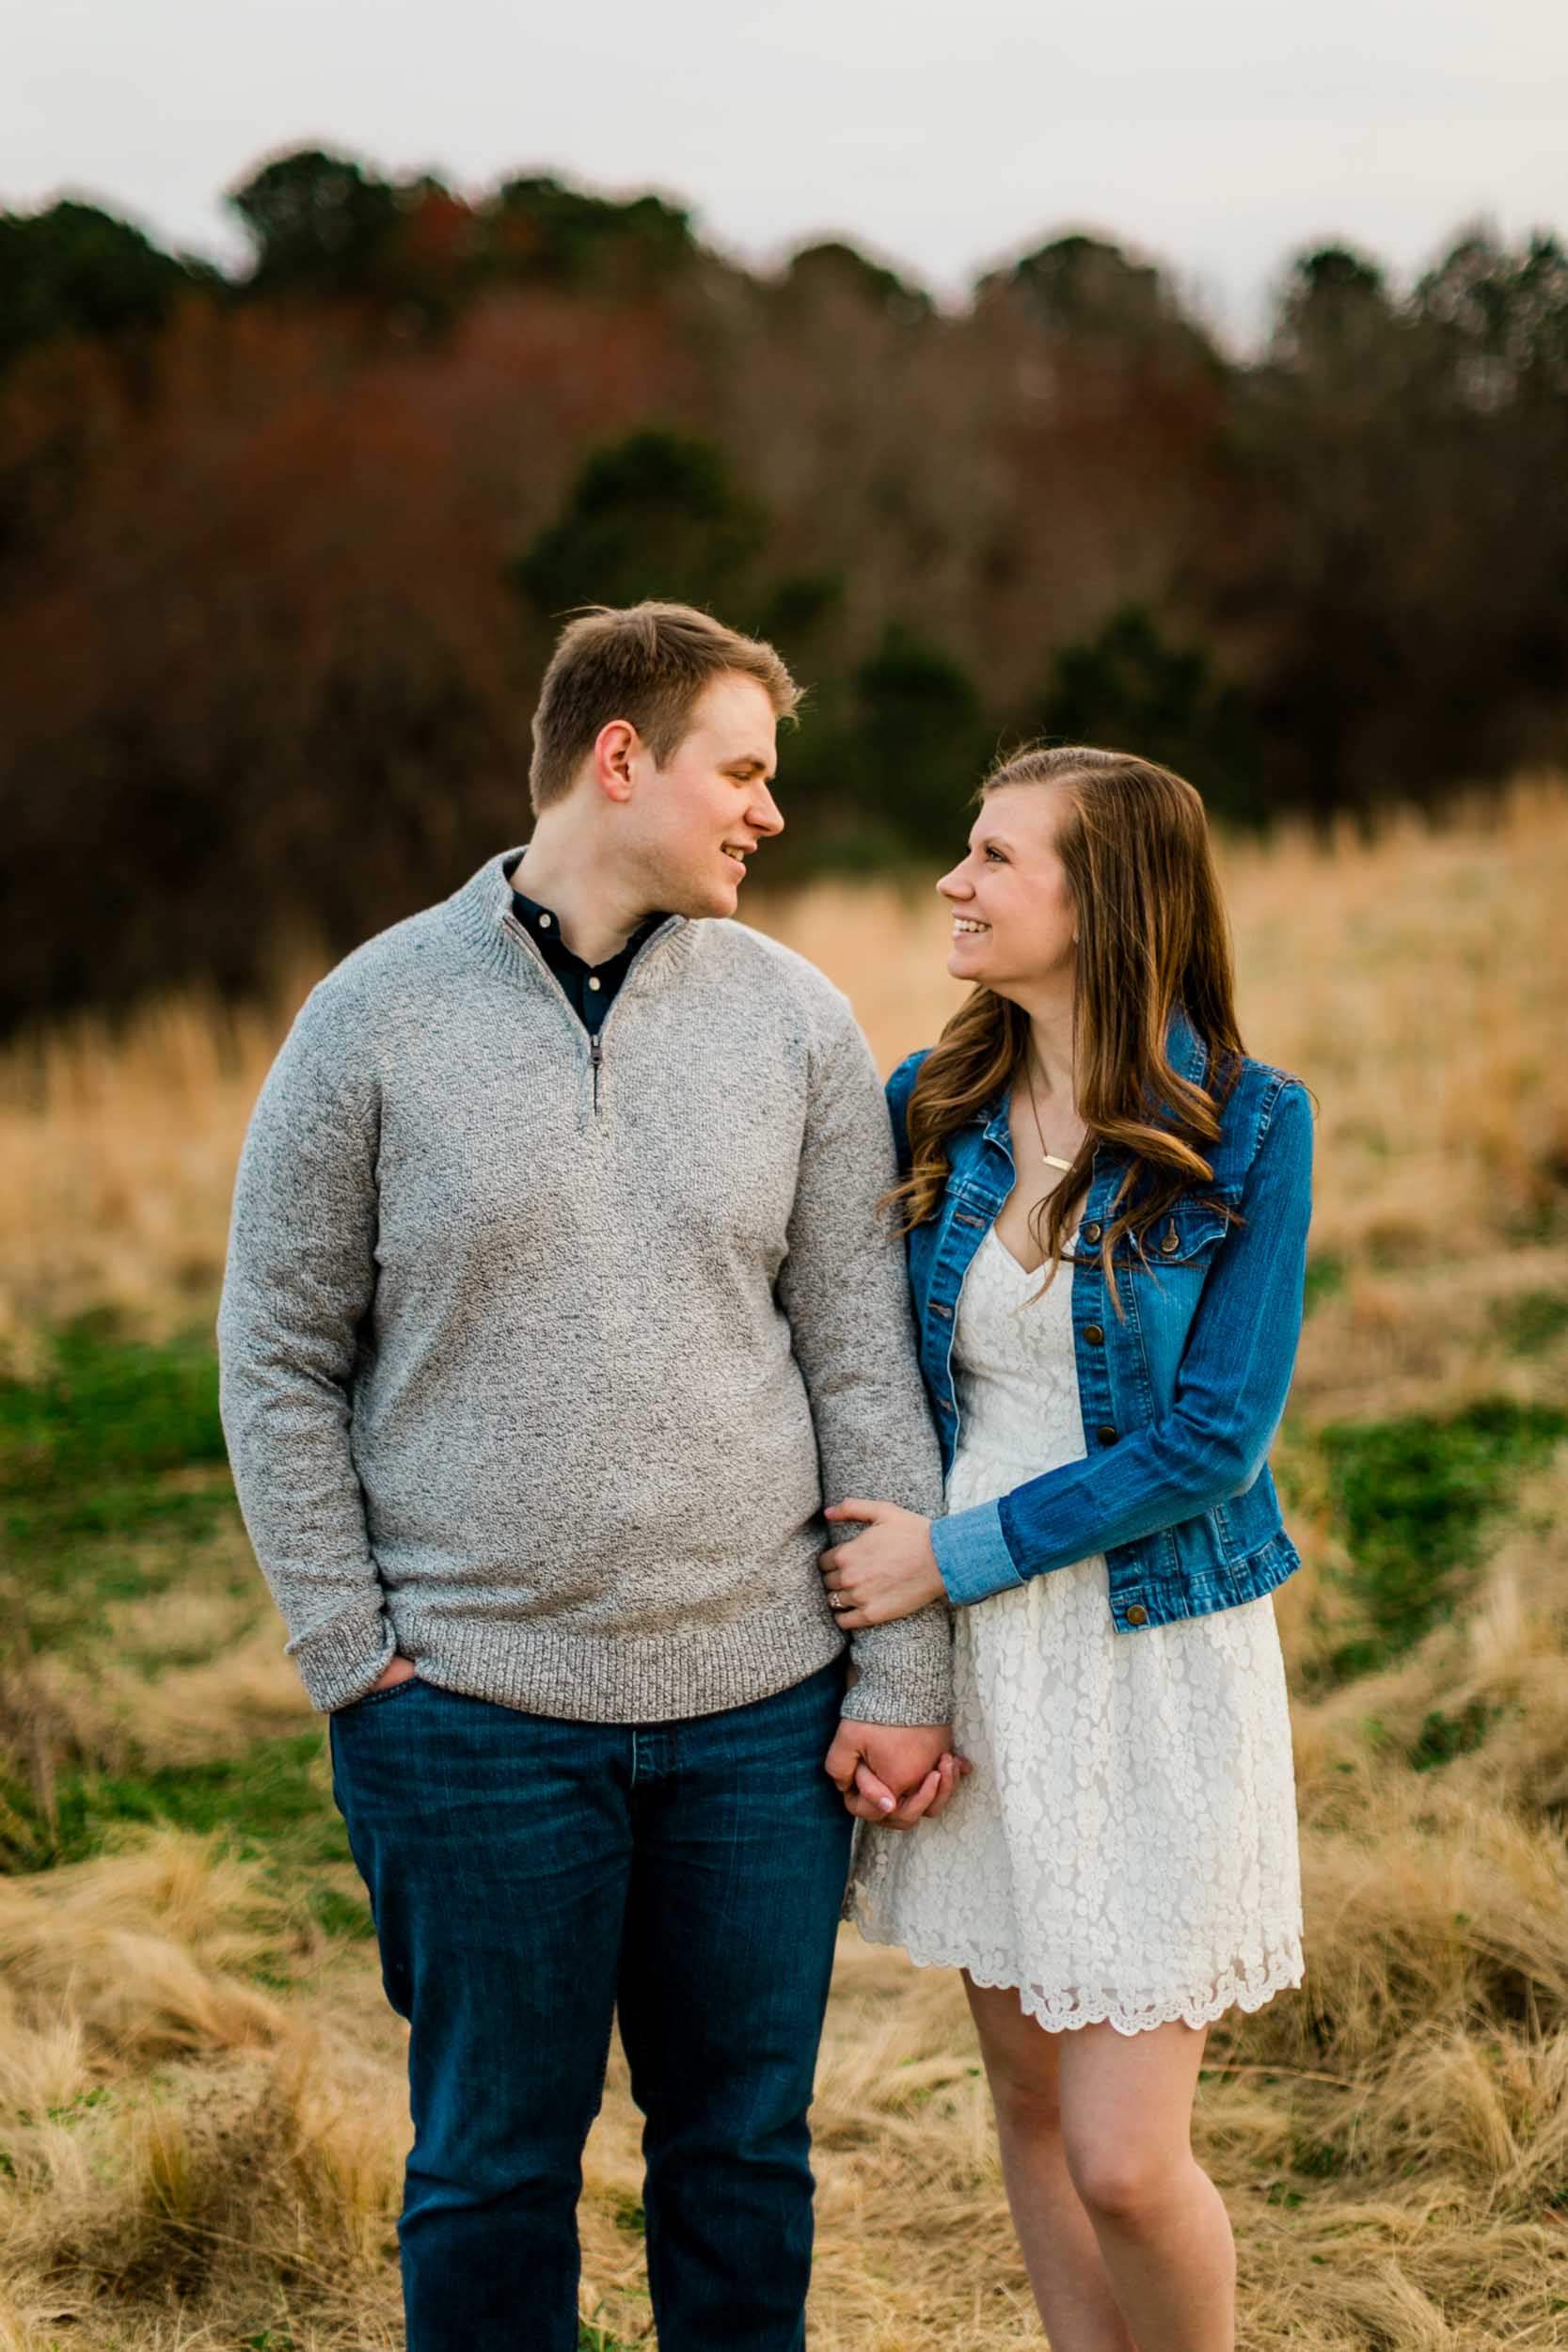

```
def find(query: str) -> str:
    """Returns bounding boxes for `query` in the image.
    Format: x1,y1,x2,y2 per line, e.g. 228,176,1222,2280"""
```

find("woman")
821,746,1312,2352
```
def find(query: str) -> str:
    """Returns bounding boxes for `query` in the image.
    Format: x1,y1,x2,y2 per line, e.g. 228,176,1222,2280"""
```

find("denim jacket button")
1125,1603,1148,1627
1081,1220,1102,1246
1084,1323,1105,1346
1096,1423,1117,1446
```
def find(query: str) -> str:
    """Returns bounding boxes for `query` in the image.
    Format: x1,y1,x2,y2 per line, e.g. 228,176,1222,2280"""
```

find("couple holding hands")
218,599,1312,2352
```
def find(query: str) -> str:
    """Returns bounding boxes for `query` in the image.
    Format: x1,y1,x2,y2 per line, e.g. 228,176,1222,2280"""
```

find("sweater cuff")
839,1615,954,1726
286,1595,396,1712
931,1500,1025,1607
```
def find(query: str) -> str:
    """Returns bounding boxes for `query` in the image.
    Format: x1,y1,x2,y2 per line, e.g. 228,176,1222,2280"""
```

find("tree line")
2,147,1565,1027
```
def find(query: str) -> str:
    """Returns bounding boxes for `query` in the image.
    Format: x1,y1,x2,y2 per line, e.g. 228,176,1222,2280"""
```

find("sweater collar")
447,849,698,992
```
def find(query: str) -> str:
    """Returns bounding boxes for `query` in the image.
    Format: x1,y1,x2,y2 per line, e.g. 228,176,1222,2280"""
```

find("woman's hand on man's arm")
820,1500,948,1628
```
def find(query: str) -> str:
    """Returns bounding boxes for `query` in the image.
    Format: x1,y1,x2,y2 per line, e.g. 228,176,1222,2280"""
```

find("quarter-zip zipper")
497,901,685,1120
581,920,683,1116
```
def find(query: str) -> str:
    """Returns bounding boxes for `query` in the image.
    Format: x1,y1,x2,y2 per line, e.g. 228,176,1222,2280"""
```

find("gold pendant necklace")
1025,1051,1076,1174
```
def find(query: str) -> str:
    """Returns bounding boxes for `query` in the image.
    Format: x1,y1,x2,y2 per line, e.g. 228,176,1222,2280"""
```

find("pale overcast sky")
5,0,1566,340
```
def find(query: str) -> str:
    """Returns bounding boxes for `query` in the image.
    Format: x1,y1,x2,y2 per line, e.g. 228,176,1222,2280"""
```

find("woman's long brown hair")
886,746,1245,1300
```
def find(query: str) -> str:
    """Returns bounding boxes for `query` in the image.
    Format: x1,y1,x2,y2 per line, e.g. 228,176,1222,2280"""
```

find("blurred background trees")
2,145,1565,1027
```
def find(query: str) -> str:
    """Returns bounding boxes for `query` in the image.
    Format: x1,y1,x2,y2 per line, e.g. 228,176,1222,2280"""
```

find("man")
217,601,955,2352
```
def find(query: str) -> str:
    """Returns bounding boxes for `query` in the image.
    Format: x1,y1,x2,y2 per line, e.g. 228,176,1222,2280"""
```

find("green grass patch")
0,1318,243,1650
68,1734,364,1980
307,1882,376,1941
1318,1399,1568,1681
9,2086,114,2131
0,1323,378,1958
2,1727,357,1928
1291,2133,1349,2178
1492,1290,1568,1357
51,1732,350,1871
609,2191,646,2237
8,1515,251,1656
1303,1251,1347,1313
1407,1697,1504,1772
0,1315,227,1510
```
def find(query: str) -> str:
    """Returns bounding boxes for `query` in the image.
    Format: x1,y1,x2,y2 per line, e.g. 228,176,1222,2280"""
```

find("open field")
4,782,1568,2347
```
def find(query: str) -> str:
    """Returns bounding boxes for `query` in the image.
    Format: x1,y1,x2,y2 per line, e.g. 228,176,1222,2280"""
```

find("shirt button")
1125,1603,1148,1627
538,913,552,930
587,977,602,991
1082,1221,1102,1245
1096,1424,1117,1447
1084,1323,1105,1346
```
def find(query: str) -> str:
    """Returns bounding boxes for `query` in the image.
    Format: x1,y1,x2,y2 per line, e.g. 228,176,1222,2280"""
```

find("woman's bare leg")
1056,2016,1235,2352
964,1976,1136,2352
965,1978,1235,2351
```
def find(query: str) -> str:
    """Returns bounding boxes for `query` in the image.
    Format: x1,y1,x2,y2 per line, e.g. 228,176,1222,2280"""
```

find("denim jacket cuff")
930,1501,1024,1606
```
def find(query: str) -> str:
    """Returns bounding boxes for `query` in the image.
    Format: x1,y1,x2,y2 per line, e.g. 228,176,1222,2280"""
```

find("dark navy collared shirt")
510,887,666,1036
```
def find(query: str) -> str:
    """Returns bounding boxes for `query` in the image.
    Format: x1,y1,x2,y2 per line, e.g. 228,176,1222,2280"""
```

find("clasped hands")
367,1503,968,1826
820,1498,970,1829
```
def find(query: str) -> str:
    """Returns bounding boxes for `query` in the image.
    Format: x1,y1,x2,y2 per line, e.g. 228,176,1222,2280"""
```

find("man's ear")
593,719,639,804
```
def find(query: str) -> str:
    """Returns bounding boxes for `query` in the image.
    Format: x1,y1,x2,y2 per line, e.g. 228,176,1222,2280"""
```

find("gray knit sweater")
217,850,953,1728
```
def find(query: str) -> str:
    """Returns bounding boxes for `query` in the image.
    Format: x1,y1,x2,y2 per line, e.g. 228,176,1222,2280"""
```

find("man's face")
626,673,784,918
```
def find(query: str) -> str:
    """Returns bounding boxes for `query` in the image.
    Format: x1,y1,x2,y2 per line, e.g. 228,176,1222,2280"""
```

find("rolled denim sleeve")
933,1079,1314,1602
931,1498,1022,1605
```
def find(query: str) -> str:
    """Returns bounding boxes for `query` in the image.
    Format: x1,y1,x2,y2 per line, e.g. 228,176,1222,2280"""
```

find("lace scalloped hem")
847,1905,1306,2038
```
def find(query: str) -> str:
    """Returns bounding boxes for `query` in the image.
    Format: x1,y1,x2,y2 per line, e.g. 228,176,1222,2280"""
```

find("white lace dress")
848,1226,1304,2034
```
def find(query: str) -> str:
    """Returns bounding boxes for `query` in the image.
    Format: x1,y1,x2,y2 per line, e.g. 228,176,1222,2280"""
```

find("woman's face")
937,782,1077,993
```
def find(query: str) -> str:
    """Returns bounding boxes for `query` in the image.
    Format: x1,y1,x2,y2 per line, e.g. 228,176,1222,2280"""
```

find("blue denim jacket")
890,1012,1314,1631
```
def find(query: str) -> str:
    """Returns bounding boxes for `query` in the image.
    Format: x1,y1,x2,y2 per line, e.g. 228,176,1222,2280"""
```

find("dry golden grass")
6,777,1566,1396
4,781,1568,2347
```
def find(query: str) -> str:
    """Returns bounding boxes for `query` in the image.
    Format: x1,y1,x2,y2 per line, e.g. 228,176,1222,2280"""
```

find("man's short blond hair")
529,602,801,813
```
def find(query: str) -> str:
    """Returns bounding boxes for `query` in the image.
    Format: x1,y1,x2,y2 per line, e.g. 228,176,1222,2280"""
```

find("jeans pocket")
336,1673,424,1717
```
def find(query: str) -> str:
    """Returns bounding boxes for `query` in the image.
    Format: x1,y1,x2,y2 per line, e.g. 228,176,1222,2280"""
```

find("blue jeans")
328,1657,854,2351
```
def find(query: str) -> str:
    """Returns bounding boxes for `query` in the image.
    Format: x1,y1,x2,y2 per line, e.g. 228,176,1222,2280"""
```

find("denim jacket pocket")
1130,1200,1232,1269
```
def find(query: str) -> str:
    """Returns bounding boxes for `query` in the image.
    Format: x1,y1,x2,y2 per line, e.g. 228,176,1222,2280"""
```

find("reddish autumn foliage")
2,153,1565,1025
